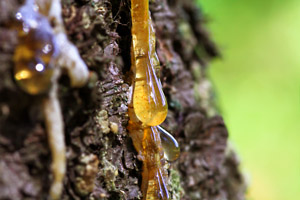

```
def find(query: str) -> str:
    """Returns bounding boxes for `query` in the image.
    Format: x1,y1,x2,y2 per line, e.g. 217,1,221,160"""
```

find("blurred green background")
197,0,300,199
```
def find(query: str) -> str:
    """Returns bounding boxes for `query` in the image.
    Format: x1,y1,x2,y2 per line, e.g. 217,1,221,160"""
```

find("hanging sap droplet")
13,3,58,95
133,56,168,126
131,1,168,126
157,126,180,162
14,57,54,95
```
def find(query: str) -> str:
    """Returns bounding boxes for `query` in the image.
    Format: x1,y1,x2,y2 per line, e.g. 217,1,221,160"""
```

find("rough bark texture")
0,0,246,199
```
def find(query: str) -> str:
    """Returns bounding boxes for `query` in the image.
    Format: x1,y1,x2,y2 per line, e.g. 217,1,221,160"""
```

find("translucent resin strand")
131,0,168,126
141,126,169,200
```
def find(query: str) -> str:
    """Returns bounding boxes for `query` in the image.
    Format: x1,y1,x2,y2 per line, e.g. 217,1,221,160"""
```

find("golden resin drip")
131,0,168,126
13,0,57,95
157,126,180,162
128,0,180,199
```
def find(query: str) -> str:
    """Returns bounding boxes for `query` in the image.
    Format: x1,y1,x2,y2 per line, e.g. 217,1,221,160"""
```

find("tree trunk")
0,0,246,199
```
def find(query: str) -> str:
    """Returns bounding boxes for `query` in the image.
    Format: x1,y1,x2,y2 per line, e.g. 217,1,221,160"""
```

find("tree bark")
0,0,246,199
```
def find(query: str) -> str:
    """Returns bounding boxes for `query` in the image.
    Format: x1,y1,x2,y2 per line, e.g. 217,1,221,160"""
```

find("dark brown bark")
0,0,246,199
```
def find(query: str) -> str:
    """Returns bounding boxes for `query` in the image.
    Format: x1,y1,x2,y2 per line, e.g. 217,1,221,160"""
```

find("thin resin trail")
127,110,169,200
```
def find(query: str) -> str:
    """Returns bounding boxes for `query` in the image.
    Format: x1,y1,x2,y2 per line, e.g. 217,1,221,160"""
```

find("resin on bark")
14,0,58,95
128,0,180,199
131,0,168,127
12,0,89,199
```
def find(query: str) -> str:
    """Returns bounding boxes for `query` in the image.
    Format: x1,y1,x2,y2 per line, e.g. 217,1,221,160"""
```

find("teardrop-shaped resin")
132,57,168,126
131,0,168,126
14,55,54,95
157,126,180,162
14,3,58,95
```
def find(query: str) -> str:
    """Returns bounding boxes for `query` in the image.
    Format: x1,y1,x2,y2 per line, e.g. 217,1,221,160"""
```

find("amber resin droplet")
131,0,168,126
157,126,180,162
13,2,58,95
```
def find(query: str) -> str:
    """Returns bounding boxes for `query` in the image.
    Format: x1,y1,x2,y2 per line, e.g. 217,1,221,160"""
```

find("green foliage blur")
198,0,300,199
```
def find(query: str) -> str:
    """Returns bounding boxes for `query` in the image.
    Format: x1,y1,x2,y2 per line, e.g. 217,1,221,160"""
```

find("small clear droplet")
157,126,180,162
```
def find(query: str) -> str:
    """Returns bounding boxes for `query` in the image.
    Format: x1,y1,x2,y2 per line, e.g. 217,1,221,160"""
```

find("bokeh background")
198,0,300,199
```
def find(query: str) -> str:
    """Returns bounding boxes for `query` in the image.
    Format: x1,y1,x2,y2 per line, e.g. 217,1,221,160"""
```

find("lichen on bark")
0,0,246,199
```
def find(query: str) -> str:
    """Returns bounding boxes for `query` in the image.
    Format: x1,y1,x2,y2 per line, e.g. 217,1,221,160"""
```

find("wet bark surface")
0,0,246,199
